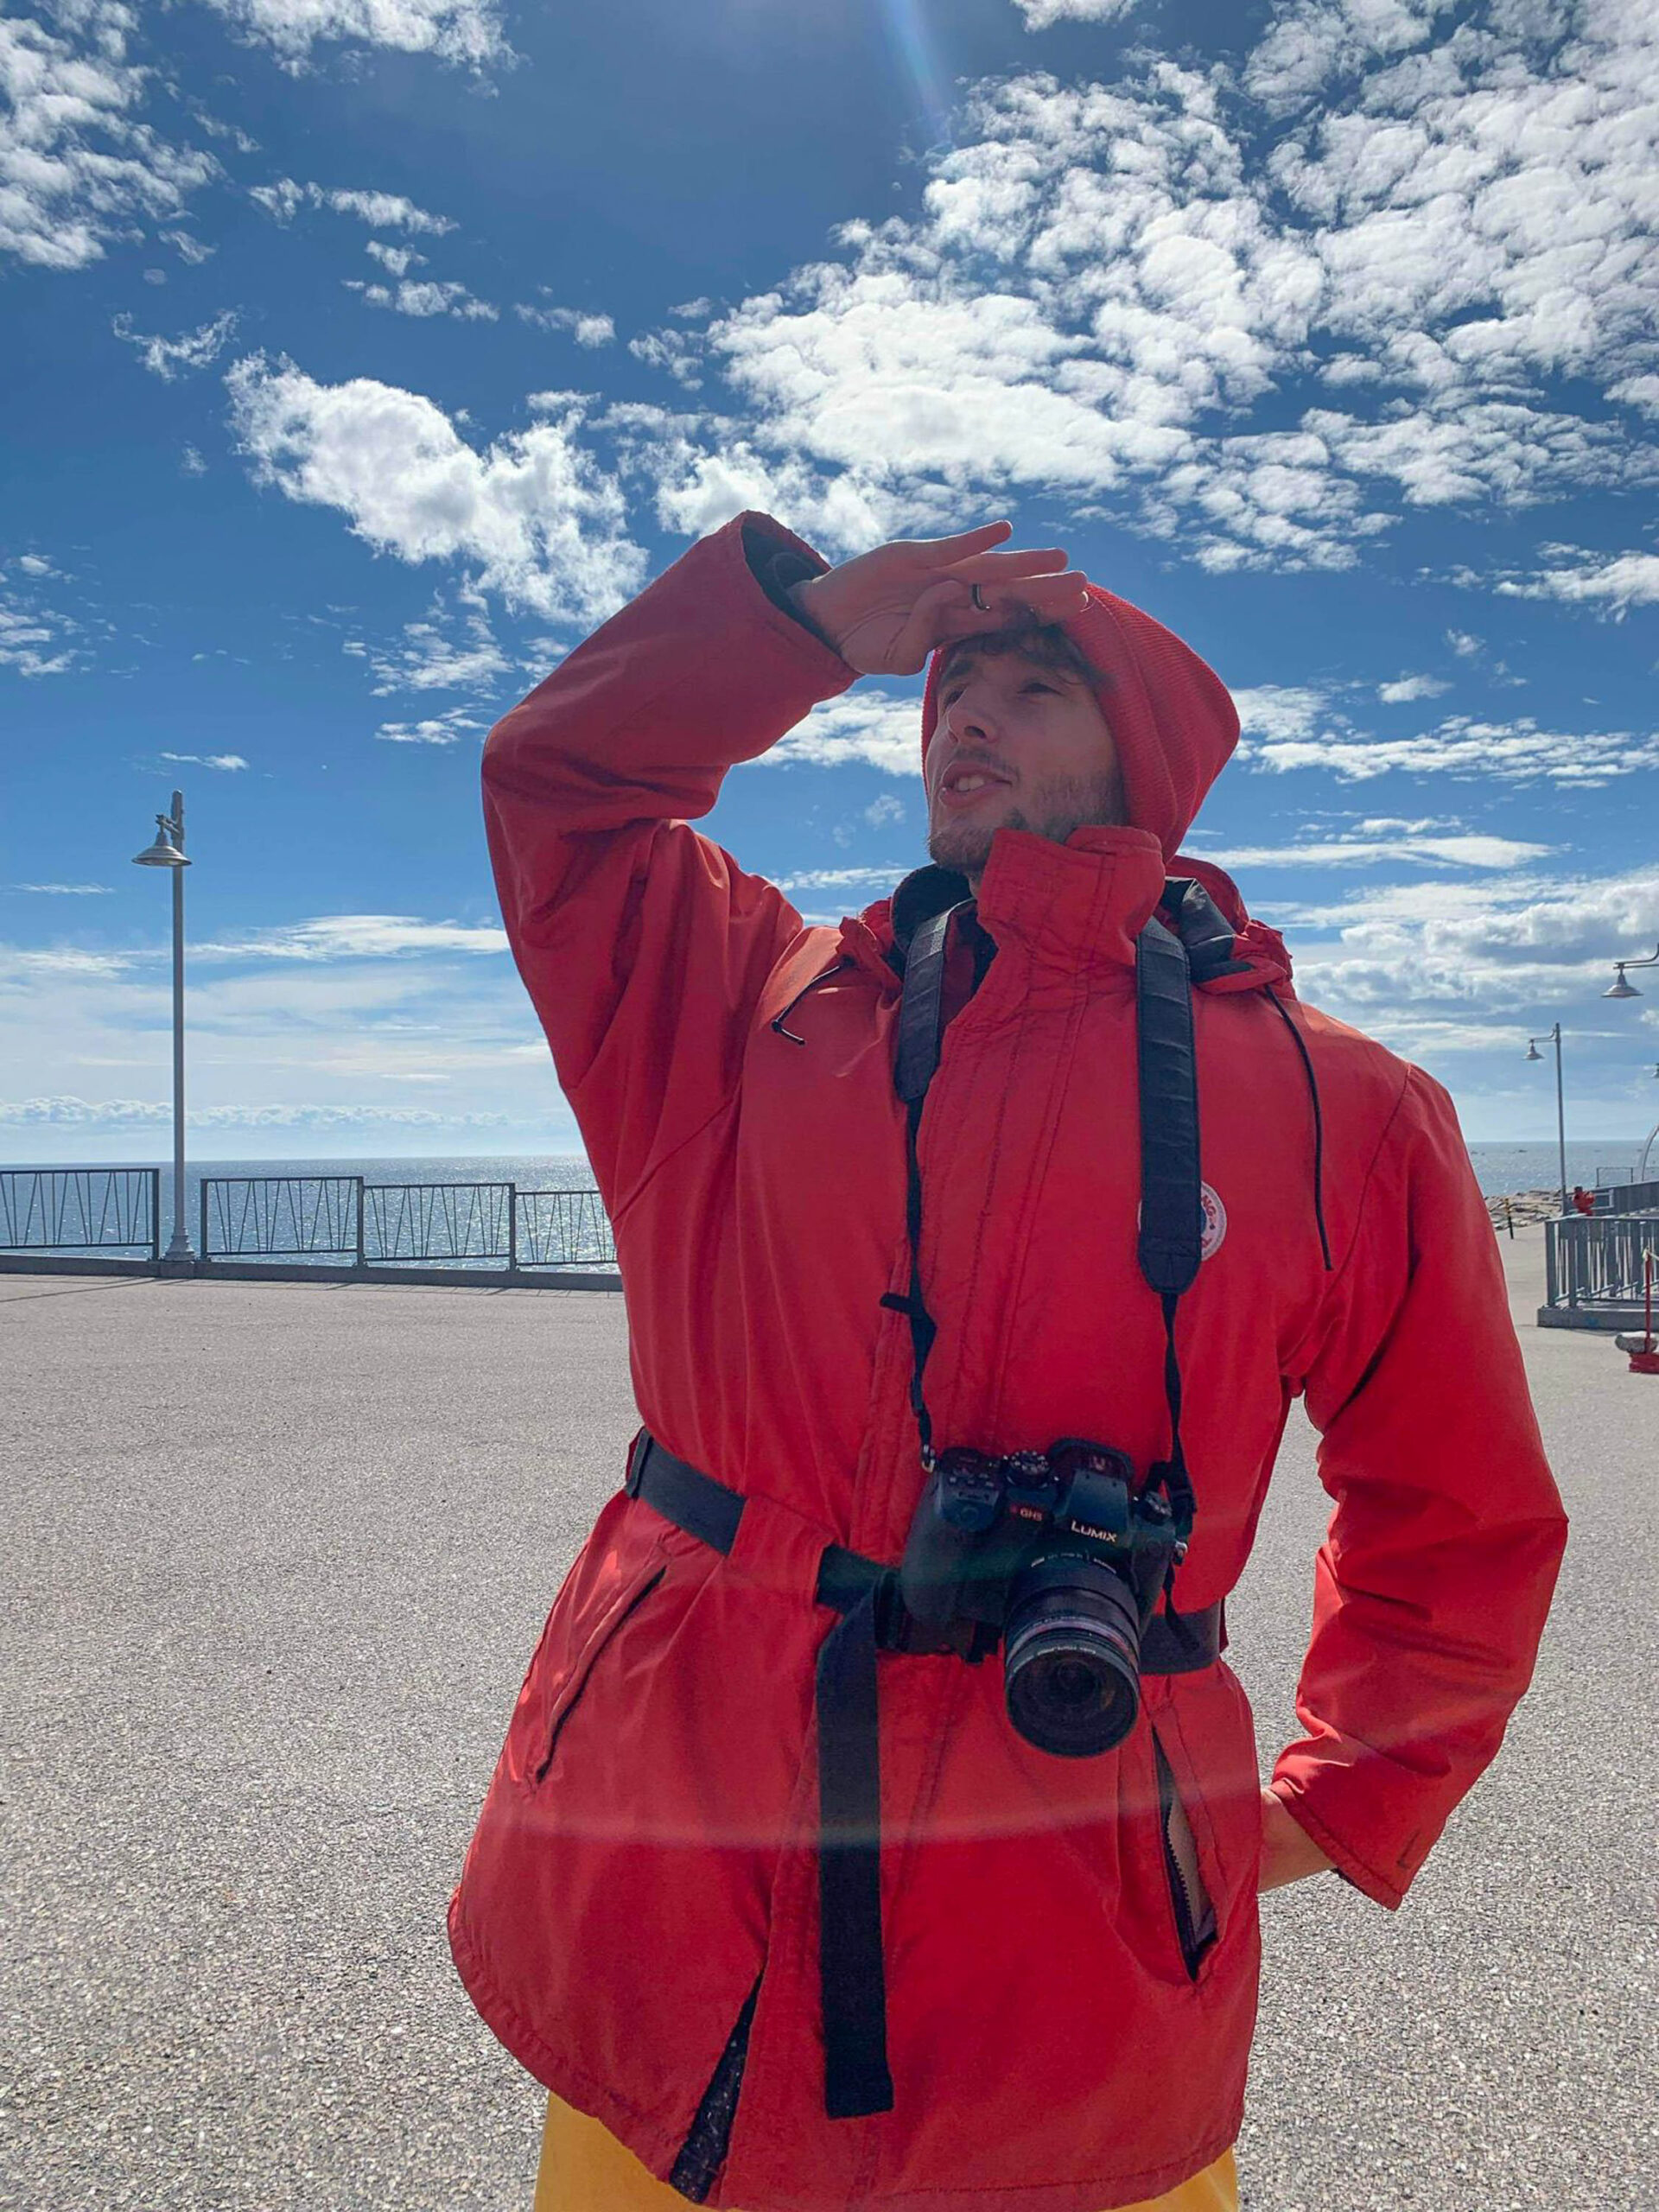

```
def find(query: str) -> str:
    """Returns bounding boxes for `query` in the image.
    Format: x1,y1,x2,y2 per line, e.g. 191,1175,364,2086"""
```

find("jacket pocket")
1153,1731,1217,1981
531,1548,666,1785
668,1970,763,2203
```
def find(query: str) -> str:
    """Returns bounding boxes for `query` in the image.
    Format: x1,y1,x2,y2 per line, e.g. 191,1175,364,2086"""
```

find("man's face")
925,645,1125,885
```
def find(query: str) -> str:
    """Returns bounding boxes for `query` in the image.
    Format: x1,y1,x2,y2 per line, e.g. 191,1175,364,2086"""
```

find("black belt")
625,1430,1223,2121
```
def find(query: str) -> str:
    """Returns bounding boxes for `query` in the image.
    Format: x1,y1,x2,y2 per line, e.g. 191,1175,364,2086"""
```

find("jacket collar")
834,828,1293,997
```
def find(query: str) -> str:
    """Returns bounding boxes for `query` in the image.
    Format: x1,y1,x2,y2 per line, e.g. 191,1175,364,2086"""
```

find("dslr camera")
899,1440,1189,1757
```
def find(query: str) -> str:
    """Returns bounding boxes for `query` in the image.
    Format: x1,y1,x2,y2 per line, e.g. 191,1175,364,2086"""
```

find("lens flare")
878,0,956,149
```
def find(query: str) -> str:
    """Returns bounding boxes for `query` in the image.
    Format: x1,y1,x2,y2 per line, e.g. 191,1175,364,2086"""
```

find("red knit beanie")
920,583,1241,862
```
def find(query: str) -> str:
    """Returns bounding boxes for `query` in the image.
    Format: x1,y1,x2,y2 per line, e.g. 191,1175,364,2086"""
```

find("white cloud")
181,445,207,475
1246,713,1659,785
1191,831,1549,870
1230,682,1659,785
0,946,131,978
517,303,615,346
113,308,238,379
197,0,505,69
365,238,423,276
345,276,496,320
226,358,645,624
1012,0,1137,25
158,751,249,771
0,1096,512,1128
751,689,924,776
1245,0,1452,112
5,882,113,895
774,865,911,895
162,228,214,263
1286,865,1659,1027
1609,373,1659,418
1445,627,1483,658
0,3,216,270
866,792,906,828
1,569,79,677
354,592,509,694
192,913,509,960
1377,672,1450,703
375,707,484,743
1232,683,1346,747
251,178,454,232
1477,544,1659,615
628,327,705,389
622,4,1659,578
601,404,900,557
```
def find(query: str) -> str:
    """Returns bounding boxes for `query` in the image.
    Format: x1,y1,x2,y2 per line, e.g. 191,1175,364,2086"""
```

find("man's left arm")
1271,1064,1570,1907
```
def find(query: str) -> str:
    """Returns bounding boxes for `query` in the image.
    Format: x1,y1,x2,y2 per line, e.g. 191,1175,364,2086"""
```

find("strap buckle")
624,1429,650,1498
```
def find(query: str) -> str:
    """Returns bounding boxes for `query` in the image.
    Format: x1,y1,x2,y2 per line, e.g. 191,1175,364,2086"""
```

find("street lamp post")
1525,1022,1567,1216
1604,942,1659,1000
132,790,194,1272
1640,1066,1659,1185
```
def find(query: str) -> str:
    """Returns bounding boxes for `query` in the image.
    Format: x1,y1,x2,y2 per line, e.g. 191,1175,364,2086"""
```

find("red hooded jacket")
450,513,1567,2211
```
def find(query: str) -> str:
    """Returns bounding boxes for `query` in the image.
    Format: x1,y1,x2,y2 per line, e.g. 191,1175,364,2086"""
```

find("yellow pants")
534,2092,1238,2212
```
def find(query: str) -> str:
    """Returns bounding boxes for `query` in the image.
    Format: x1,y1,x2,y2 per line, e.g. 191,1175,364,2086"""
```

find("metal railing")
202,1175,363,1260
1594,1179,1659,1216
1545,1213,1659,1311
516,1187,616,1268
194,1176,615,1272
0,1168,160,1258
364,1181,513,1263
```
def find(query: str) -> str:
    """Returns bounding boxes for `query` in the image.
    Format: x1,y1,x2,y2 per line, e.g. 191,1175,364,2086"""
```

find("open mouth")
938,763,1014,810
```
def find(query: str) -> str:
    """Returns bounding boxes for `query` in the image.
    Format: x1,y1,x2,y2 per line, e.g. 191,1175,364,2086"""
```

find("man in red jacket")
452,516,1567,2212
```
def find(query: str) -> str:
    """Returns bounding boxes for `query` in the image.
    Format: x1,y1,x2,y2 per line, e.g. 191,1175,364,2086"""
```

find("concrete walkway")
3,1229,1653,2211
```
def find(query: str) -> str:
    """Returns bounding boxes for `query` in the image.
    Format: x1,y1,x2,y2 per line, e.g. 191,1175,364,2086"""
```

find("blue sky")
3,0,1657,1164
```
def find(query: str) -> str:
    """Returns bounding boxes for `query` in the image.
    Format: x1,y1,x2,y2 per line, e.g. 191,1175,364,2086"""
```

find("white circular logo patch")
1135,1184,1228,1260
1199,1181,1227,1262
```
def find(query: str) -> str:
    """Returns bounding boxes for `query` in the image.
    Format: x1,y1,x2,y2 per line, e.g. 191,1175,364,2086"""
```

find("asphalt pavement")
3,1227,1654,2211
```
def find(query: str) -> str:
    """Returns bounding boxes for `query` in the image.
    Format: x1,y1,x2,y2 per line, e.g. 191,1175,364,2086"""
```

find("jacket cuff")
739,516,843,656
1268,1763,1412,1910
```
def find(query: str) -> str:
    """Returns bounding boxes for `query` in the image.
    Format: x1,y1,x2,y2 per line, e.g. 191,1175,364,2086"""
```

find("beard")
926,768,1127,880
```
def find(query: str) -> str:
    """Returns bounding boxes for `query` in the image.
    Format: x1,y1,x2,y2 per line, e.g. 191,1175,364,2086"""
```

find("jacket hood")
919,582,1241,864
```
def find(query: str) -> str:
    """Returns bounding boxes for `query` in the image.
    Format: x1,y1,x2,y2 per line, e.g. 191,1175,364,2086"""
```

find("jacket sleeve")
1273,1065,1568,1907
482,511,855,1215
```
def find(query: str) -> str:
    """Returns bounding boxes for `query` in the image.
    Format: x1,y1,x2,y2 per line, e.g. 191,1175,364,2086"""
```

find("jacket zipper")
668,1972,763,2202
1153,1738,1213,1982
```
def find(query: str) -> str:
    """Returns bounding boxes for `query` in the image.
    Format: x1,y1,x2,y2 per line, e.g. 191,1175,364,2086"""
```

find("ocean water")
4,1142,1653,1268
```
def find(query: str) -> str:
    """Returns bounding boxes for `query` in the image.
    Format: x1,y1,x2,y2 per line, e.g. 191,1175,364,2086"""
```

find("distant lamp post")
1642,1066,1659,1185
133,790,194,1271
1604,942,1659,999
1525,1021,1567,1217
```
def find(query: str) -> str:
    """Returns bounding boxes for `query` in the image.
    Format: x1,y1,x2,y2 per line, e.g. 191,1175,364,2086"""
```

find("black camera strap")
808,902,962,2122
1134,912,1202,1549
806,892,1207,2122
880,901,962,1466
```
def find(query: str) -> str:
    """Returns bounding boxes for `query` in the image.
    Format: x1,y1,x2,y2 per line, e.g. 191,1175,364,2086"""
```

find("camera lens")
1002,1553,1141,1758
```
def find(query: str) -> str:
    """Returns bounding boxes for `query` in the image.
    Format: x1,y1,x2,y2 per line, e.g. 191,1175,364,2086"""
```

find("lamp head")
1525,1041,1542,1062
133,811,188,868
1604,965,1639,1000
